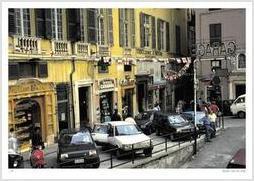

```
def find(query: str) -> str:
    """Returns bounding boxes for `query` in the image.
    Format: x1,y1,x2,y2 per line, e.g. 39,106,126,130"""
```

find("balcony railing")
74,42,90,56
51,40,71,55
13,36,41,54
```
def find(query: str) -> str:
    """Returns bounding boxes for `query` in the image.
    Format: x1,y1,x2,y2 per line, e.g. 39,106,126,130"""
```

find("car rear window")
168,115,187,124
115,124,141,136
94,125,108,134
60,132,93,145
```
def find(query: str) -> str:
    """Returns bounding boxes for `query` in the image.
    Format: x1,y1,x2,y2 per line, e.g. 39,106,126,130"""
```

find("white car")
230,94,246,118
92,121,153,158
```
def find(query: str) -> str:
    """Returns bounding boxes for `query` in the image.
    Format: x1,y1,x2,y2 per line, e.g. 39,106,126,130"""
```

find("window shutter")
107,9,113,46
140,13,145,48
38,62,48,78
35,9,46,38
151,16,156,49
157,19,161,50
9,62,19,80
67,9,80,42
119,9,124,47
8,9,16,35
45,9,52,39
87,9,97,43
130,9,135,48
166,22,169,52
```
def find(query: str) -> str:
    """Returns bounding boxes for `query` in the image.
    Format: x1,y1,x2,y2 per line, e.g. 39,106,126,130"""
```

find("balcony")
51,40,71,56
74,42,90,56
13,36,41,54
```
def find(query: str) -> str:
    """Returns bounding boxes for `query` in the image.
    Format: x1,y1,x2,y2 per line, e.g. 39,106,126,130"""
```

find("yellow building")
8,8,188,151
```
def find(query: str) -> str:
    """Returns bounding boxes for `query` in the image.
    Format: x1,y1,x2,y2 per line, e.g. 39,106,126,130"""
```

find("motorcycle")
30,145,46,168
8,134,24,168
8,149,24,168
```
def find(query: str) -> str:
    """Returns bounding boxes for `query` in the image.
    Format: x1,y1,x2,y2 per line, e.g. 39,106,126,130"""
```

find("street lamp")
193,57,199,155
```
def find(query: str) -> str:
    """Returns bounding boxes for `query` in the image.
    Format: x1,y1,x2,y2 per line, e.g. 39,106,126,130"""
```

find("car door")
92,124,109,144
107,125,116,147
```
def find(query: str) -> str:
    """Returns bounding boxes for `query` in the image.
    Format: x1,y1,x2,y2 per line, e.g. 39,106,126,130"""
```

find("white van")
230,94,246,118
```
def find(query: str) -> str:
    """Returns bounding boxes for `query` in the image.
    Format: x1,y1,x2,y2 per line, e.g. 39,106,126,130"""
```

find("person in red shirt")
209,101,219,115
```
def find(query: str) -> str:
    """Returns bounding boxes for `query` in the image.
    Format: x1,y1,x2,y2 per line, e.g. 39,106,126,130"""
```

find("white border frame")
1,1,252,180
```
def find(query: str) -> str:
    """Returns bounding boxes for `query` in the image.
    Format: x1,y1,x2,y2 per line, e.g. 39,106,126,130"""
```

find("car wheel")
116,149,123,159
92,162,100,168
238,111,245,119
143,148,152,157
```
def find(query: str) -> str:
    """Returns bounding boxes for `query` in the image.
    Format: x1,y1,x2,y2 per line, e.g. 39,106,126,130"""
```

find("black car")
134,111,156,135
153,112,195,141
181,111,206,135
57,128,100,168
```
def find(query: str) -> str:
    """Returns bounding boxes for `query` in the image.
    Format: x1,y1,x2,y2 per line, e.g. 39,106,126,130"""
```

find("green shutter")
140,13,145,48
119,9,124,47
45,9,52,39
152,16,156,49
157,19,161,50
130,9,135,48
108,9,114,45
166,22,169,52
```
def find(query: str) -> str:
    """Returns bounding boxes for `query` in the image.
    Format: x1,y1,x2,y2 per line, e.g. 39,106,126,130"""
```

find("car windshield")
136,112,152,120
115,124,141,136
168,115,187,124
60,132,93,145
94,125,108,134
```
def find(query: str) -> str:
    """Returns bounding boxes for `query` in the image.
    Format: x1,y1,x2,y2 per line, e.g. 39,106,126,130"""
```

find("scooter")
8,149,24,168
30,145,46,168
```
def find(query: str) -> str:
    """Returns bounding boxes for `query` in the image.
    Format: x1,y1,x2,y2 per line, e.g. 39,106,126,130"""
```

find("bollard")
131,144,134,164
165,137,167,152
110,151,113,168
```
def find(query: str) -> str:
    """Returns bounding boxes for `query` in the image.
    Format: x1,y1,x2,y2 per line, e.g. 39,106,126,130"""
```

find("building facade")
195,9,246,103
8,8,189,151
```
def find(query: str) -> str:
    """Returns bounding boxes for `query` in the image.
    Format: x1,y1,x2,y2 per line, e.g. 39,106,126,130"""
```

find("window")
66,9,80,42
124,64,132,72
211,60,221,72
119,9,135,48
209,23,221,45
8,8,31,36
144,14,150,47
35,9,46,38
107,9,114,45
51,9,63,40
97,9,105,45
157,19,169,51
238,54,246,69
175,25,181,55
161,65,165,80
8,61,48,80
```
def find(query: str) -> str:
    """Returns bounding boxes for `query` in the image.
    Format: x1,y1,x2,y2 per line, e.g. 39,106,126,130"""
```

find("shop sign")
99,79,115,90
195,41,236,58
135,48,154,58
9,83,54,95
119,76,135,87
123,48,132,56
152,50,162,56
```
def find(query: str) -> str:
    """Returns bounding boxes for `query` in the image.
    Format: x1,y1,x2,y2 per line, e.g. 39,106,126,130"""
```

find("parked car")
227,148,246,168
57,128,100,168
153,112,195,141
92,121,153,158
134,110,156,135
230,94,246,118
181,111,206,135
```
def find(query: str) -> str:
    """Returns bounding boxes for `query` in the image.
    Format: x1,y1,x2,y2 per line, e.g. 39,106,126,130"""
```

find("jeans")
210,122,216,138
205,125,213,141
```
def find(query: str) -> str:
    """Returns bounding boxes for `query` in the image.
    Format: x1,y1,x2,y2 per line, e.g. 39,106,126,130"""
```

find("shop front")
119,76,135,119
94,78,117,123
9,79,57,152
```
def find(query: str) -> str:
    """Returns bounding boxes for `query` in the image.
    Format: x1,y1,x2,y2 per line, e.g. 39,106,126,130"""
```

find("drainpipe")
70,55,76,129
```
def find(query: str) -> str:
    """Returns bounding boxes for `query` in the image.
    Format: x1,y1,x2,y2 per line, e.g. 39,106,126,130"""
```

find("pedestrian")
201,111,214,142
31,127,44,150
153,102,161,111
111,109,122,121
209,100,220,115
176,100,184,114
9,128,19,153
208,109,217,138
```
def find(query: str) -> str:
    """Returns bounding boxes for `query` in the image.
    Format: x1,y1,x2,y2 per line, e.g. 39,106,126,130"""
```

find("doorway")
122,89,133,118
137,83,145,112
235,84,246,98
78,87,90,128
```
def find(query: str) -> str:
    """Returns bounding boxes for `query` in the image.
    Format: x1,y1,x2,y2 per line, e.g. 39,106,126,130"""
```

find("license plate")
74,159,84,164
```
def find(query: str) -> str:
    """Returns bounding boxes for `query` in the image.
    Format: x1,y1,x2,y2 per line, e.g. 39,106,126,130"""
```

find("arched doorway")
14,99,42,148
